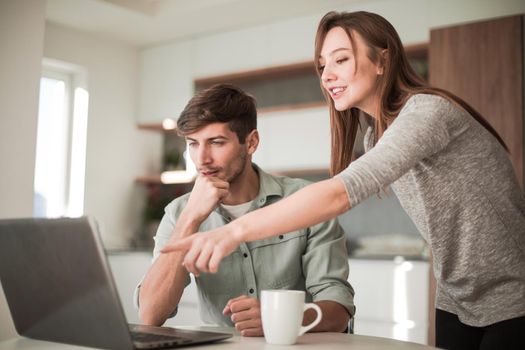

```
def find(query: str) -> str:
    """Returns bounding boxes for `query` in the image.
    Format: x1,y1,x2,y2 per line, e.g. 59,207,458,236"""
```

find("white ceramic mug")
260,290,322,345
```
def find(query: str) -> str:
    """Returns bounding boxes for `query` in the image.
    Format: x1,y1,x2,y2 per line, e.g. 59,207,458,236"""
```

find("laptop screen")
0,217,232,349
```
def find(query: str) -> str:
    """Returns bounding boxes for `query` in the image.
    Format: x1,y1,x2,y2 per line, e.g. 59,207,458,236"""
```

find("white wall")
0,1,45,217
0,0,46,341
43,22,162,248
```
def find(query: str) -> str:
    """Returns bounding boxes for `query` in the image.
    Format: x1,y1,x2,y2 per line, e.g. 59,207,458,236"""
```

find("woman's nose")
321,65,335,83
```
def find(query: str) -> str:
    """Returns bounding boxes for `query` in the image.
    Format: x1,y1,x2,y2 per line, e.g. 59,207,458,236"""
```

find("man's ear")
377,49,388,75
246,129,259,155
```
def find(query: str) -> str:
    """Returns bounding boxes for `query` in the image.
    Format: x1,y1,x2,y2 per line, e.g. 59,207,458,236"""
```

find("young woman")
162,11,525,349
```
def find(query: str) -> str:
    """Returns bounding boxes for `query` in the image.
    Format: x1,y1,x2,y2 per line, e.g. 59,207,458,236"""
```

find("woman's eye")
318,65,325,73
336,57,348,64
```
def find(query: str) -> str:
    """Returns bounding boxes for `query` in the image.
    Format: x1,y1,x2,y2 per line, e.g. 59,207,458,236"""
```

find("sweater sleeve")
336,94,461,207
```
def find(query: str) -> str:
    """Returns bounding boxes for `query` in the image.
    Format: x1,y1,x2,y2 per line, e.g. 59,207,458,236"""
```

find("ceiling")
45,0,368,47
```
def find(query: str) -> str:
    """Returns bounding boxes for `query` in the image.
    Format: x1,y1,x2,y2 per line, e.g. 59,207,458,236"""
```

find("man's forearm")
139,212,202,326
139,253,188,325
303,301,350,333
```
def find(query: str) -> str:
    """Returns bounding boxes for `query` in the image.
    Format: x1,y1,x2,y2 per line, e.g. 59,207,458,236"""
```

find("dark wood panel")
429,15,524,187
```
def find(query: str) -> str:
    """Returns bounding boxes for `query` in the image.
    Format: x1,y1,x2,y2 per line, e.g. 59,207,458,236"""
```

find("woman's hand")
161,224,243,275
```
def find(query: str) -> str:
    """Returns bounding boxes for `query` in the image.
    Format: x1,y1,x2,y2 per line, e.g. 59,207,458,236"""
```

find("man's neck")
222,163,260,206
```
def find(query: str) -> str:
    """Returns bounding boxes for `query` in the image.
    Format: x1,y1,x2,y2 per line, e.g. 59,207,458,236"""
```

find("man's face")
185,122,251,183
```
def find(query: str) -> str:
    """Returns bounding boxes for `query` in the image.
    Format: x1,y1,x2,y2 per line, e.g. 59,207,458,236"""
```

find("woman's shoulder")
400,93,462,119
396,93,468,134
403,93,453,111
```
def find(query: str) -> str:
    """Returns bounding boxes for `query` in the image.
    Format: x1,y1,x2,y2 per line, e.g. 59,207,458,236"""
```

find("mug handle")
298,303,323,336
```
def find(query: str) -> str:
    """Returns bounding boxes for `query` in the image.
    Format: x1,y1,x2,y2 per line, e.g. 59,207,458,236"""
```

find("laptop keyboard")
131,331,188,344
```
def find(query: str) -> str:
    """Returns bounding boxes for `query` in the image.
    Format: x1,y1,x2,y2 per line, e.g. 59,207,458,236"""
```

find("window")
33,59,89,218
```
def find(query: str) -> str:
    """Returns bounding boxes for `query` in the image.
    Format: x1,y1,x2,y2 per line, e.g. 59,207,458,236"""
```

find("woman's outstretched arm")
161,177,350,275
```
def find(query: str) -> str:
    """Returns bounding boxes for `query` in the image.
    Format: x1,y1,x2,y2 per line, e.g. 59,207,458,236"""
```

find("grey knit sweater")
336,94,525,327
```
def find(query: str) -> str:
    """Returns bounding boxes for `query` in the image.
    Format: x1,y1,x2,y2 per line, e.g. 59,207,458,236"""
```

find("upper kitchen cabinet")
194,61,325,112
192,16,315,78
137,41,194,124
253,105,331,172
429,15,524,188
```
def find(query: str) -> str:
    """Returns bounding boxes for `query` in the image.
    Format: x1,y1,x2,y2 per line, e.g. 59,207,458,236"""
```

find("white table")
0,326,440,350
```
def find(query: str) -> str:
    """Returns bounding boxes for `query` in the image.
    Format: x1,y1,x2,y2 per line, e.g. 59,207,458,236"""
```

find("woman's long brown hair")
314,11,507,176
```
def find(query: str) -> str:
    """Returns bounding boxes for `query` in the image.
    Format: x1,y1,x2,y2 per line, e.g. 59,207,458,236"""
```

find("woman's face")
318,26,383,115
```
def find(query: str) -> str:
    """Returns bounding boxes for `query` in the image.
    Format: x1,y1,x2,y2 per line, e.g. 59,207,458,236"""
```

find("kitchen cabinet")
429,14,524,188
348,258,429,345
253,106,330,172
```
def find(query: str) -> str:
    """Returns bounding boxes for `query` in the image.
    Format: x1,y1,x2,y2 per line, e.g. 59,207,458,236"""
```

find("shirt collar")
215,163,283,219
253,163,284,201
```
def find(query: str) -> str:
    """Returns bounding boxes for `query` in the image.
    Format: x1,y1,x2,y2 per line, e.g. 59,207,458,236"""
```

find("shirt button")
279,235,284,239
249,288,254,294
243,253,248,258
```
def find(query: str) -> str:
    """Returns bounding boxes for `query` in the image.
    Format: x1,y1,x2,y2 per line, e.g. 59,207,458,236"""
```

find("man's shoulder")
265,172,312,195
164,192,192,215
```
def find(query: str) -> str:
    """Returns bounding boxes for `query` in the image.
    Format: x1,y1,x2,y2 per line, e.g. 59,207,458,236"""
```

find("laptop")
0,217,232,349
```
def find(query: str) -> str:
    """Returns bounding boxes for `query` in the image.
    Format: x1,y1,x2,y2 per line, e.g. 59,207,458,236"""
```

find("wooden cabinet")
429,15,524,188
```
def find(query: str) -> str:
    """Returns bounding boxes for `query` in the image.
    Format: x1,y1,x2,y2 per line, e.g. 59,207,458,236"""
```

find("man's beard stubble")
224,149,248,185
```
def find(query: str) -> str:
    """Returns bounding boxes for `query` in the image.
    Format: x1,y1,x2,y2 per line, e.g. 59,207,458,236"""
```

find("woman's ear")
377,49,388,75
246,129,259,155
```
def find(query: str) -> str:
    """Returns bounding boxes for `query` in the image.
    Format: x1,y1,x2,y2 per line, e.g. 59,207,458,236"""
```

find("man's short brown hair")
177,84,257,143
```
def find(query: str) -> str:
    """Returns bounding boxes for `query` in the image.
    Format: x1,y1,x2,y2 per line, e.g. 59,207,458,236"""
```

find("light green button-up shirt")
149,165,355,326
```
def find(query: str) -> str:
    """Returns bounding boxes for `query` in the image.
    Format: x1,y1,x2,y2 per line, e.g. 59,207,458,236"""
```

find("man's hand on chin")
223,295,263,337
184,175,230,222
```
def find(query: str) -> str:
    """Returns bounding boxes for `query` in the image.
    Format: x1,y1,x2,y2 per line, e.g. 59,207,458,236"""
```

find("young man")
136,84,354,336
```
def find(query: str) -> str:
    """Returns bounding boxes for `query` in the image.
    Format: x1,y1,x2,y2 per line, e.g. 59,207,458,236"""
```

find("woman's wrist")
174,210,202,239
230,217,249,244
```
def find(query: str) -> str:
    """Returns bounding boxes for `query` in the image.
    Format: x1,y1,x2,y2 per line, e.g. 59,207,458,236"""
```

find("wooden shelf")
137,123,179,132
195,43,428,87
194,61,316,87
404,42,428,60
136,101,329,130
136,175,163,184
136,175,195,185
137,168,329,185
258,101,327,115
271,167,329,179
